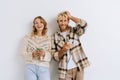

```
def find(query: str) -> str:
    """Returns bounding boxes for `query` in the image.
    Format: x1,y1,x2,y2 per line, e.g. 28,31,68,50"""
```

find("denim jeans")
25,64,50,80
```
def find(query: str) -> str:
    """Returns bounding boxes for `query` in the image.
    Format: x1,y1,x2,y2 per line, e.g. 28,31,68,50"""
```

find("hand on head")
64,11,72,19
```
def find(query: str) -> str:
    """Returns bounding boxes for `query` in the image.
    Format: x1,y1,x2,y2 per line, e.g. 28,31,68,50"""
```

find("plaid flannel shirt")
51,19,90,79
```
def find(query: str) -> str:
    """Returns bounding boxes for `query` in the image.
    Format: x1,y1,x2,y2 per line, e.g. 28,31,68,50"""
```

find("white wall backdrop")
0,0,120,80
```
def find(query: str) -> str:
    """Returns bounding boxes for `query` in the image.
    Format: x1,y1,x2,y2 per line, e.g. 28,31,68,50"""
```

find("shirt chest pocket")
69,39,79,47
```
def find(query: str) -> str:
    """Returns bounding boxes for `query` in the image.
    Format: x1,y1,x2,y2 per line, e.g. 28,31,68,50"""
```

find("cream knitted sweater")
22,33,51,67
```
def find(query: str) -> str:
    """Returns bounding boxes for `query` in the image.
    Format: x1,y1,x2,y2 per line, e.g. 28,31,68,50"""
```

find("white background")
0,0,120,80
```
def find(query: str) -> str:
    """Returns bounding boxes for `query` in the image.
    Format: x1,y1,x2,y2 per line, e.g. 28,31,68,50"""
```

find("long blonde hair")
32,16,47,37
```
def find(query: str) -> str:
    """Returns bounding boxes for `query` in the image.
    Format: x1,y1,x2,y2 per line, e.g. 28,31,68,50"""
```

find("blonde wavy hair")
32,16,47,37
57,11,69,22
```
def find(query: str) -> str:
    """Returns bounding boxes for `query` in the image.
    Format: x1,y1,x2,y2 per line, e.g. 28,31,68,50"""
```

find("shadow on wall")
48,17,59,36
50,59,59,80
48,17,59,80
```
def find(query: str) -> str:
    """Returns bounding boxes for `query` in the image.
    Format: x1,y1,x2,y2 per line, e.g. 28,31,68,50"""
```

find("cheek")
34,24,37,27
34,25,37,29
57,21,61,25
65,21,69,24
41,24,44,28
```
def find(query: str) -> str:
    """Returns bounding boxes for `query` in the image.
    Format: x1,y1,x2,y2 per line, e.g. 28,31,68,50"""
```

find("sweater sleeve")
41,36,52,62
21,36,35,62
43,50,51,61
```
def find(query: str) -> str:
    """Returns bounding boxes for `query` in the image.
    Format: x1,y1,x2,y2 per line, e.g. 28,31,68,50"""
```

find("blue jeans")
25,64,50,80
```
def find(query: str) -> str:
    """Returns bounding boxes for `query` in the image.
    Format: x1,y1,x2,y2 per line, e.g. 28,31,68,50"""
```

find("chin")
37,29,43,31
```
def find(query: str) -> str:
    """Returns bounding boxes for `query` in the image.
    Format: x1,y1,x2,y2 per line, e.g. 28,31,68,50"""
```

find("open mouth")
38,26,43,28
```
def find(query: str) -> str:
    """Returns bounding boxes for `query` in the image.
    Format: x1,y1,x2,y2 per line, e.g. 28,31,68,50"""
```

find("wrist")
69,15,72,19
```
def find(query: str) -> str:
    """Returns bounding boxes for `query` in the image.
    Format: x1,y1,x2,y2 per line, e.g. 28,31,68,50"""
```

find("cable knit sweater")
22,33,51,67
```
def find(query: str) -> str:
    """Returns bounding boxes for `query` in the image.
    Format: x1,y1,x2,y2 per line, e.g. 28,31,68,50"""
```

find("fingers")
37,50,45,56
63,43,71,50
65,11,71,19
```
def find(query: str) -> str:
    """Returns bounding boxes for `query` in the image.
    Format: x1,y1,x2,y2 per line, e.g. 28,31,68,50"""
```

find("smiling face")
34,18,44,32
57,16,69,32
57,12,69,32
32,16,47,36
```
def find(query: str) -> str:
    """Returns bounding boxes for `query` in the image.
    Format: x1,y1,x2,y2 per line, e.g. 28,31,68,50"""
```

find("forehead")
35,18,41,22
34,18,44,23
57,16,68,21
57,13,68,20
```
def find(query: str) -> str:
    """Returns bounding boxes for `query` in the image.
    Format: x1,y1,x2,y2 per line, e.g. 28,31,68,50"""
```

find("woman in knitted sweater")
22,16,51,80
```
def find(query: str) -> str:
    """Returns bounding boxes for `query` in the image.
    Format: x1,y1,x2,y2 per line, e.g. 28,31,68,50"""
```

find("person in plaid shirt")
51,11,90,80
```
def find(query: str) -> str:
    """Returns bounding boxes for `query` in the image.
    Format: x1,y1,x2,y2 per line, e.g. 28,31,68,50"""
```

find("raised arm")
65,11,87,36
65,11,81,24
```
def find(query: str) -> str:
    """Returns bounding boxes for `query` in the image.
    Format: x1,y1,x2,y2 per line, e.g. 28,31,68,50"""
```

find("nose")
38,23,42,26
61,21,65,24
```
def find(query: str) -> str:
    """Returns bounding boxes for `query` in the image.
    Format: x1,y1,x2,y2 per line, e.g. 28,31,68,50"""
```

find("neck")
60,25,69,32
61,30,67,32
61,28,68,32
36,31,42,36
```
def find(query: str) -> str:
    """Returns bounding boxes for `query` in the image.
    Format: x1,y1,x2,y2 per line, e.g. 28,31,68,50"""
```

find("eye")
34,22,38,24
64,20,67,22
59,20,63,22
40,21,43,23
